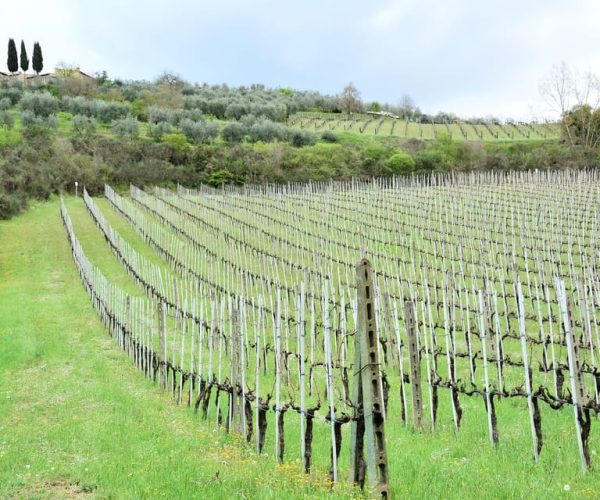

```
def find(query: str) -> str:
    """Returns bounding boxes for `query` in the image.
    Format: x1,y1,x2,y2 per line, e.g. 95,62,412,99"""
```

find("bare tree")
540,62,600,147
340,82,362,116
398,93,416,120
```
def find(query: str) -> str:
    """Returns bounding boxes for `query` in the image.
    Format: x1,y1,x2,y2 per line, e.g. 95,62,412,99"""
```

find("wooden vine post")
230,301,244,434
556,278,591,473
404,299,423,430
350,259,390,498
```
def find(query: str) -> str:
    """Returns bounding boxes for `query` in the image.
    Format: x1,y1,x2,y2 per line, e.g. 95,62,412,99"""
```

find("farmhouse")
0,68,94,85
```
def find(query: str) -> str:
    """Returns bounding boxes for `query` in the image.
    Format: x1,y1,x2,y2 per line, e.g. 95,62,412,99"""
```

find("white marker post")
75,181,79,198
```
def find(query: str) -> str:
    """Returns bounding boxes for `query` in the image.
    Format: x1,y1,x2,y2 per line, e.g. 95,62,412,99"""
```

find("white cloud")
370,0,416,31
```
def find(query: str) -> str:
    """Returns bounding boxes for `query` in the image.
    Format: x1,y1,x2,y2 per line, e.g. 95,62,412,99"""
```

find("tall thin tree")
32,41,43,75
20,40,29,72
7,38,18,73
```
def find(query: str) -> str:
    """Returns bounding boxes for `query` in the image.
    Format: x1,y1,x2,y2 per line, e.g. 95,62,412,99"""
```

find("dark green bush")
289,130,316,147
321,130,337,143
387,150,415,174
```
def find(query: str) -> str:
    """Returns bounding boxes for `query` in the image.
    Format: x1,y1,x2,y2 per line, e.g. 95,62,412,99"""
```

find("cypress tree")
7,38,18,73
20,40,29,72
32,41,43,74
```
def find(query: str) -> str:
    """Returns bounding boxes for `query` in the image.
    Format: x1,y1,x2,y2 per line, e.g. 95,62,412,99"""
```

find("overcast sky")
2,0,599,120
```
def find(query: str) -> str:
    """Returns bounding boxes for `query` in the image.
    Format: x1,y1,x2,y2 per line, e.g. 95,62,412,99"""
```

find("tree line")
6,39,43,74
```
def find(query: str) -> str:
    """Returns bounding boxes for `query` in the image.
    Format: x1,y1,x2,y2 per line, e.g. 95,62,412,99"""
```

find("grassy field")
2,194,600,498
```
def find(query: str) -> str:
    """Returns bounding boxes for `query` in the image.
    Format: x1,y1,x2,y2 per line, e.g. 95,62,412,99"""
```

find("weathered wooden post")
158,301,168,390
556,278,591,472
350,259,390,498
230,301,244,434
404,299,423,430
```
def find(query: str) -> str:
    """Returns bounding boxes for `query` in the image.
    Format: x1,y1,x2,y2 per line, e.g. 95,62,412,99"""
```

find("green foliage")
7,39,18,73
320,130,337,143
20,91,59,117
148,121,173,142
0,97,11,111
148,106,175,125
61,96,129,123
204,168,234,186
179,118,219,144
248,118,287,143
281,143,362,181
563,104,600,148
162,132,189,154
111,115,139,139
221,121,247,144
129,98,147,121
0,85,23,105
369,101,382,111
414,147,448,170
19,40,28,72
289,129,316,147
387,150,415,174
32,41,43,74
21,110,57,129
0,110,15,129
0,126,20,148
71,115,97,138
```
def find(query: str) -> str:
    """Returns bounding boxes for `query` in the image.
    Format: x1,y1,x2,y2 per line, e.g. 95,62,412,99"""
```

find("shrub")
111,115,139,139
173,108,204,125
61,96,95,116
0,190,27,219
179,119,219,144
0,85,22,105
0,97,11,111
148,121,173,141
162,132,189,154
20,92,59,117
95,100,129,123
0,110,14,129
206,98,227,119
240,114,258,128
414,148,447,171
21,110,57,129
225,102,248,120
321,130,337,143
72,115,97,137
204,169,234,187
221,122,247,143
387,150,415,174
47,114,58,129
289,129,316,147
148,106,175,124
183,96,209,112
248,118,287,143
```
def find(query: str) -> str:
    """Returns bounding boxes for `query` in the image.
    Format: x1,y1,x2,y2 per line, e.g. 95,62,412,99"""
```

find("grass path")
0,198,349,499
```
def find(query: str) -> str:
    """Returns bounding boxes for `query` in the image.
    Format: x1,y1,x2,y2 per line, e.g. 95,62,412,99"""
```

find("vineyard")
60,170,600,495
288,112,561,141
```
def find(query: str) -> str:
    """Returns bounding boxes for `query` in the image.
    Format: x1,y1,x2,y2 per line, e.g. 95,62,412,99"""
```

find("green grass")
0,198,357,499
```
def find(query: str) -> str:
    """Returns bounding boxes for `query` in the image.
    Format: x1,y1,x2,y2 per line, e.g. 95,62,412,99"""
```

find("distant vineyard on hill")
288,112,561,141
